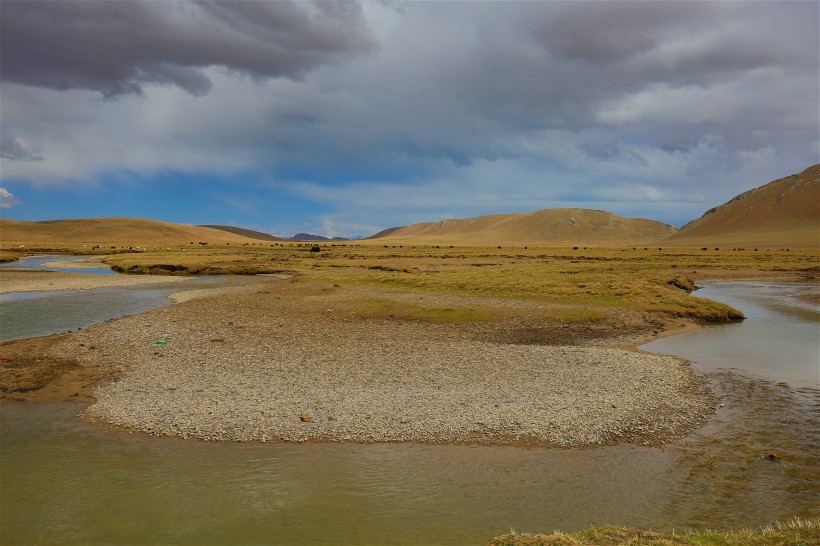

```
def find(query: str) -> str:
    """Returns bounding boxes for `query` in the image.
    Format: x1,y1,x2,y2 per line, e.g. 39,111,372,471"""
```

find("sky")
1,1,818,238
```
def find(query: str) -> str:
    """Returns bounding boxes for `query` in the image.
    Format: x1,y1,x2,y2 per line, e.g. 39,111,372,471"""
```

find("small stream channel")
0,256,264,342
1,260,818,544
642,281,819,387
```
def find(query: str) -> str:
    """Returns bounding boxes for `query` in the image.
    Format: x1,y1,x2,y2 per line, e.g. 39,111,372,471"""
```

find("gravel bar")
0,270,187,293
44,281,716,447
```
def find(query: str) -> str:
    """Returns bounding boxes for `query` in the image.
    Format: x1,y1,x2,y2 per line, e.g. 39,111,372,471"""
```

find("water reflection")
0,255,264,342
643,281,820,387
0,277,261,342
0,255,115,275
0,402,678,545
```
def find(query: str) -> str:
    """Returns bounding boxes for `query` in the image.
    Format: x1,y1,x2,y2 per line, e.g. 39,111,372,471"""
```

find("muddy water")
1,282,818,544
1,403,681,545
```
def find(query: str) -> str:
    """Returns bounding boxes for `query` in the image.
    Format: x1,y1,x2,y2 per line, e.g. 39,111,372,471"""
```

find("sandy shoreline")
0,269,188,294
1,277,717,447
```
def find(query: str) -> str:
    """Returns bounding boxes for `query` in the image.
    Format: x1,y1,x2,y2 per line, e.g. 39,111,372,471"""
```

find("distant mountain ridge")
368,208,678,246
199,225,283,241
202,226,349,242
666,164,819,248
290,233,350,242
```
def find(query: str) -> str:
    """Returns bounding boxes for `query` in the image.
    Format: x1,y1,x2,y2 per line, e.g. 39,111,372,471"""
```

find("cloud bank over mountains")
1,1,817,236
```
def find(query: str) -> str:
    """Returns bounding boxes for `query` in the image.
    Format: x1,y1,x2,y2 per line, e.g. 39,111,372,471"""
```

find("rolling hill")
0,217,270,244
199,225,283,241
3,165,816,248
666,164,819,248
368,208,678,246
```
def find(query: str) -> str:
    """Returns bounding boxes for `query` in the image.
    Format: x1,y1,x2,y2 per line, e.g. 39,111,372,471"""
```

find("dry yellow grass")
4,241,815,323
488,517,820,545
370,208,678,247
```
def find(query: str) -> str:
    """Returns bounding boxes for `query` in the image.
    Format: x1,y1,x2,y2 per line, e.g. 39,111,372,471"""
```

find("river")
642,281,819,387
1,263,817,544
0,256,265,342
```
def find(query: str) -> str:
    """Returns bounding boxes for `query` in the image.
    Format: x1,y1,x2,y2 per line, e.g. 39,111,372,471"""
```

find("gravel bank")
43,281,717,447
0,270,187,294
39,256,110,269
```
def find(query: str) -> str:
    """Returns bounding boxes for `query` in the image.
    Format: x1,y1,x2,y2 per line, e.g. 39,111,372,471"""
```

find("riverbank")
2,277,718,447
39,256,110,269
0,269,187,293
0,333,127,403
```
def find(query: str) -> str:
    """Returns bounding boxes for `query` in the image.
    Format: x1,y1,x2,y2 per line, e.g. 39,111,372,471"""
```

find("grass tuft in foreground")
488,517,820,545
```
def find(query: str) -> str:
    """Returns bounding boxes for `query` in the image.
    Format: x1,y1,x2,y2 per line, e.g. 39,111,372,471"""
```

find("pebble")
43,281,716,447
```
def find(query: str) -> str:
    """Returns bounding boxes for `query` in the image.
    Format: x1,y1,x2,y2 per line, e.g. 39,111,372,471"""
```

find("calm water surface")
643,281,820,387
1,280,818,544
2,403,681,545
0,255,116,275
0,255,262,342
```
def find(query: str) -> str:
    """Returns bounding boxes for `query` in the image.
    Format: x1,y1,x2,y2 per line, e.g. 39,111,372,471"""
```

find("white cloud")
0,188,23,208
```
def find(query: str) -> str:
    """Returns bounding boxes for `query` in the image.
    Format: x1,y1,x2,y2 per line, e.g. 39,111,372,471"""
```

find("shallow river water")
1,271,818,544
643,281,819,387
0,256,264,342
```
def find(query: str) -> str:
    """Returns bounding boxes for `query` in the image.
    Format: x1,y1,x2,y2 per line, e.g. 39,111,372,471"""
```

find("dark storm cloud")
439,1,817,134
1,1,817,234
0,133,42,161
530,2,711,64
0,0,374,97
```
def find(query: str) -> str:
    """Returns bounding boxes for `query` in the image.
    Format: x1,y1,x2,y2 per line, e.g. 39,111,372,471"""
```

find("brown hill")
199,224,283,241
368,208,678,246
666,164,820,248
0,217,269,244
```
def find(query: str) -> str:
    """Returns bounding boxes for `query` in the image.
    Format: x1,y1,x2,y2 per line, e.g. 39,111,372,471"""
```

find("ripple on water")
665,372,820,529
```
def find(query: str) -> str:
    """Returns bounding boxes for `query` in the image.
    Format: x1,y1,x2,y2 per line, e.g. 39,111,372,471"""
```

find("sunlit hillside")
0,217,269,245
369,208,678,246
666,164,820,248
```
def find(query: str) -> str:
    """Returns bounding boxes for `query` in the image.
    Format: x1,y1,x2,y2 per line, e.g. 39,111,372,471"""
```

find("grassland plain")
4,242,813,319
